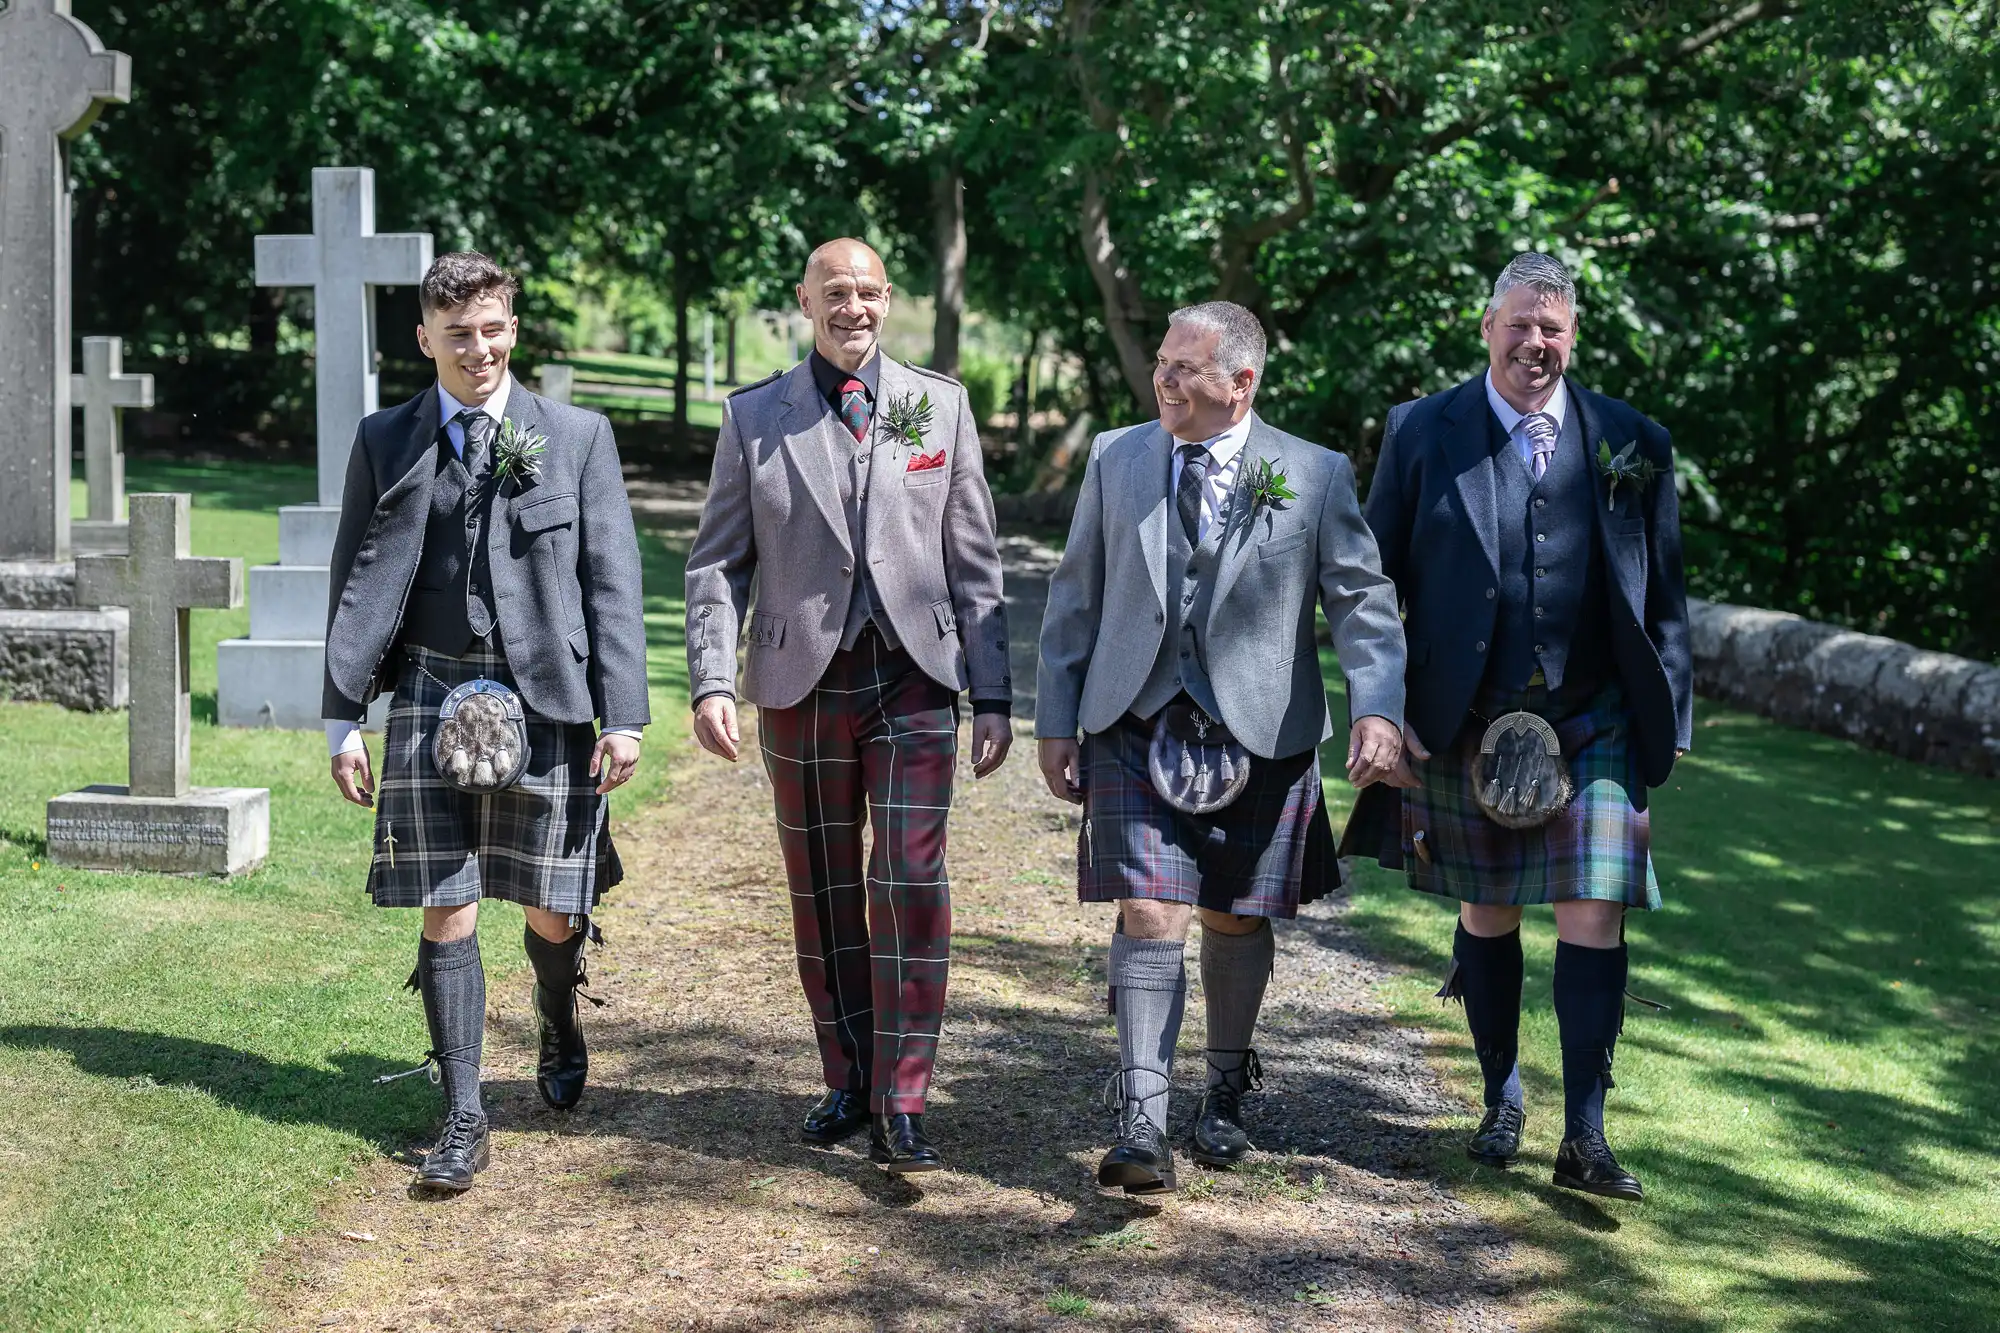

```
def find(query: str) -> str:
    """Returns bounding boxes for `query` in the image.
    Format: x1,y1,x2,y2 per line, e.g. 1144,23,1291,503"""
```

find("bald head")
798,238,893,373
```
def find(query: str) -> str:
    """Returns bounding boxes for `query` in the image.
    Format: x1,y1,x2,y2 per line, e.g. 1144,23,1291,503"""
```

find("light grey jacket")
1036,415,1406,759
322,380,650,728
685,355,1011,710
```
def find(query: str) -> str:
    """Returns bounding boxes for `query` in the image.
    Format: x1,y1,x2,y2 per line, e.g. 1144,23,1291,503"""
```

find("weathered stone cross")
255,167,433,507
71,335,154,524
76,494,243,799
0,0,131,560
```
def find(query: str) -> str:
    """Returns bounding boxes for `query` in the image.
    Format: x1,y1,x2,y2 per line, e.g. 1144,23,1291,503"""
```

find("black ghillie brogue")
1553,1129,1644,1201
1191,1048,1262,1167
533,981,590,1111
1467,1102,1526,1168
1097,1072,1177,1195
412,1109,490,1196
868,1113,943,1173
801,1088,871,1144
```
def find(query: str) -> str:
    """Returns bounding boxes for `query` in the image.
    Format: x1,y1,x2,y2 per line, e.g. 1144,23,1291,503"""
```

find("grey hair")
1167,301,1267,388
1485,252,1581,320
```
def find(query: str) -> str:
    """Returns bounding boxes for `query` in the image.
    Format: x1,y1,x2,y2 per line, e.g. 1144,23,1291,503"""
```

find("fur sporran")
1469,711,1575,829
1147,700,1252,815
430,679,532,795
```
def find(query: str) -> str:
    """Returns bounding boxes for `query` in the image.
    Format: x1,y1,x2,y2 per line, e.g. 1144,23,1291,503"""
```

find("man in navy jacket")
1344,253,1691,1202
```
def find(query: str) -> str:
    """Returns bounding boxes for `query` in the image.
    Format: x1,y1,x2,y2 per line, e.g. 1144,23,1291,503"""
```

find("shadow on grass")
0,1025,433,1149
0,825,50,858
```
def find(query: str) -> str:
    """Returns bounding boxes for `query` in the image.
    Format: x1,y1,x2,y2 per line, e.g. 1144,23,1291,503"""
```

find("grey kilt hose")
1077,713,1340,919
368,636,622,914
1400,679,1659,910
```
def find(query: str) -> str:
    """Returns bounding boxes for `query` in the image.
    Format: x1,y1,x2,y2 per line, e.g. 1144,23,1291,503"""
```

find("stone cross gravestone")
217,167,431,729
70,335,154,553
0,1,129,560
48,493,269,876
537,363,575,405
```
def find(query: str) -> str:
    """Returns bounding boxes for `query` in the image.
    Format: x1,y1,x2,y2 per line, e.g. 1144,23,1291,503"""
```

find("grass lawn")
554,349,735,427
1316,653,2000,1331
0,459,689,1329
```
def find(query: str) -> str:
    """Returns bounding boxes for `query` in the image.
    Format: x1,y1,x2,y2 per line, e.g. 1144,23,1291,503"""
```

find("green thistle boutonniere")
1246,456,1297,512
881,391,935,453
493,418,548,488
1595,440,1660,512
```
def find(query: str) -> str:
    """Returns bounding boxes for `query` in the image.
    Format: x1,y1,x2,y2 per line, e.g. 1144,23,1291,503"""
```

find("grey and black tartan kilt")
1076,712,1340,919
366,636,621,914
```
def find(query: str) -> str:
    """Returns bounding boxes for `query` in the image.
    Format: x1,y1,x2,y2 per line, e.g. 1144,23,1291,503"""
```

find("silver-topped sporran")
1469,710,1574,828
1147,700,1252,815
431,678,532,795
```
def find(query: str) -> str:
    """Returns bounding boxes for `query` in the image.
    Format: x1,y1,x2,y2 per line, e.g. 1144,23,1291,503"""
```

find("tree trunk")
725,315,738,385
1078,169,1155,415
930,159,967,379
673,274,691,448
1016,331,1039,459
249,286,284,355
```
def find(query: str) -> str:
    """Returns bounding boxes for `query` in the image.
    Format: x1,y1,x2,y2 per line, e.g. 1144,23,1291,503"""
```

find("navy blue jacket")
1362,374,1692,785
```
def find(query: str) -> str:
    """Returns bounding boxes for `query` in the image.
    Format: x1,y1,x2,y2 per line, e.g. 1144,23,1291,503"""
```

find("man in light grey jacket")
1036,301,1406,1194
684,238,1012,1173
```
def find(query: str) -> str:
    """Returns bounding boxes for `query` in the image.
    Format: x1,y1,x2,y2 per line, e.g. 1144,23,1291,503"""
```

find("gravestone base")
0,607,129,708
216,638,388,730
47,784,270,877
71,519,130,554
278,505,341,565
0,560,78,610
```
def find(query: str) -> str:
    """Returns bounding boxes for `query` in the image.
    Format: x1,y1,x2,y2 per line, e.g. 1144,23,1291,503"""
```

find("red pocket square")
906,449,947,473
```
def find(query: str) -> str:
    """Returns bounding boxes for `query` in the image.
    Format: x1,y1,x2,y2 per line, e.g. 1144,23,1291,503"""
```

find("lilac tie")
1521,412,1558,481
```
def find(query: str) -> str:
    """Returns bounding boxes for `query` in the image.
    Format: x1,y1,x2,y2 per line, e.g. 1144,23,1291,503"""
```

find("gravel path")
261,510,1523,1332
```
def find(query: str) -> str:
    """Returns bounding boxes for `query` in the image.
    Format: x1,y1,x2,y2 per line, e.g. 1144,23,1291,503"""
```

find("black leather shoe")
1192,1049,1261,1167
532,982,588,1111
412,1110,490,1195
1467,1102,1526,1167
1553,1130,1643,1201
801,1088,871,1144
868,1113,943,1173
1098,1107,1177,1195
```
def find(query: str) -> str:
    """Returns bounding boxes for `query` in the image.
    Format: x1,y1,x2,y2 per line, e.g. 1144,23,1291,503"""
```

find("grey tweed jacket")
1036,415,1406,760
684,355,1011,710
321,378,651,729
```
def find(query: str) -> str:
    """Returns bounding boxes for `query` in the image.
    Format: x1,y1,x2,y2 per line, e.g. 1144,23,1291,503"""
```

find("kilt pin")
759,633,958,1113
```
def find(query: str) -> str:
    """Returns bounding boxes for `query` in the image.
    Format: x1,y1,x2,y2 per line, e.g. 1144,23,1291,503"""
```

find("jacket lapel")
493,375,543,518
865,357,916,549
776,359,854,558
1207,414,1277,612
1573,385,1646,613
1121,423,1171,614
376,384,444,518
1444,376,1501,581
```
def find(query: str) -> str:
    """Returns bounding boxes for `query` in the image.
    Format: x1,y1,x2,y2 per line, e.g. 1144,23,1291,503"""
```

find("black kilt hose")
367,635,621,915
1077,713,1339,919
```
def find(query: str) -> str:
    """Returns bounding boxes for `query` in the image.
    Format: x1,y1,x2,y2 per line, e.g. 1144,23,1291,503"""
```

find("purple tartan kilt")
366,638,621,915
1402,680,1659,910
1077,714,1339,919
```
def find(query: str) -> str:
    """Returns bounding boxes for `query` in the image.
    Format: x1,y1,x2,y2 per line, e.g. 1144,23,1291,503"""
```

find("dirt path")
263,511,1526,1332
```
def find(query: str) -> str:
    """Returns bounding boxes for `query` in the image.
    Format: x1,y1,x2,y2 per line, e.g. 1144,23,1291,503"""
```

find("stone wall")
1688,598,2000,776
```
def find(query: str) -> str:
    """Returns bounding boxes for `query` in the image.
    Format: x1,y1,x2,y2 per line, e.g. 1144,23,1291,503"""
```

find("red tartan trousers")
757,632,958,1114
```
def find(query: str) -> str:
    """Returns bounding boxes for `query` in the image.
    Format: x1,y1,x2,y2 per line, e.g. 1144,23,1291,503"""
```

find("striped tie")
1521,412,1558,481
838,378,872,443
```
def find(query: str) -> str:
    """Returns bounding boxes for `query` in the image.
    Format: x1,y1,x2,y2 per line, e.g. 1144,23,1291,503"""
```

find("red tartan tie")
838,378,872,443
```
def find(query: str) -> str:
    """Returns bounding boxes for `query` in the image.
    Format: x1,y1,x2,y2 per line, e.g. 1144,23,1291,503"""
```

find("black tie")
456,410,495,475
1176,444,1210,545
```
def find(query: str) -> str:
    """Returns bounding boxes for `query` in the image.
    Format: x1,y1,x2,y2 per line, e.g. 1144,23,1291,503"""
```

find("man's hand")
331,747,375,808
970,713,1013,778
1038,738,1084,804
1345,715,1405,788
590,733,641,795
693,694,740,761
1385,721,1431,789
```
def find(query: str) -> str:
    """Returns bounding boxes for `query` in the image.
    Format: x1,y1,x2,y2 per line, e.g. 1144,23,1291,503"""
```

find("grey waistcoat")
835,429,901,651
1130,478,1235,721
1487,405,1613,694
403,442,498,658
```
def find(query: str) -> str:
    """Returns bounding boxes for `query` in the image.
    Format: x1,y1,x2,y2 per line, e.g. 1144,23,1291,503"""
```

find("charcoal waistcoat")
402,438,498,658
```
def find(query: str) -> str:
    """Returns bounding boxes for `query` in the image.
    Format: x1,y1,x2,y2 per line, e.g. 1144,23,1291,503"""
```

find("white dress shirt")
325,374,642,757
1483,369,1570,470
1168,410,1257,542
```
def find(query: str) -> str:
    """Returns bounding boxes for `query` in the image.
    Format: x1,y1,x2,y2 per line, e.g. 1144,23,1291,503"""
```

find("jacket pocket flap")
1258,529,1309,559
749,612,787,648
567,625,590,659
516,492,579,532
931,598,957,638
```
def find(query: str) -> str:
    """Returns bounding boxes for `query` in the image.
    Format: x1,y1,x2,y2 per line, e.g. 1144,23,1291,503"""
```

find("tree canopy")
67,0,2000,656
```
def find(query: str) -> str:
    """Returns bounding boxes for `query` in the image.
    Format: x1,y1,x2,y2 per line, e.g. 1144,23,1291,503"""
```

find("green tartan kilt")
1401,679,1661,910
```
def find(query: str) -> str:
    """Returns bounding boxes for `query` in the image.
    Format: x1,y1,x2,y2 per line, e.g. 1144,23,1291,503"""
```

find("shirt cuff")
971,700,1012,718
600,727,644,741
324,720,365,758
